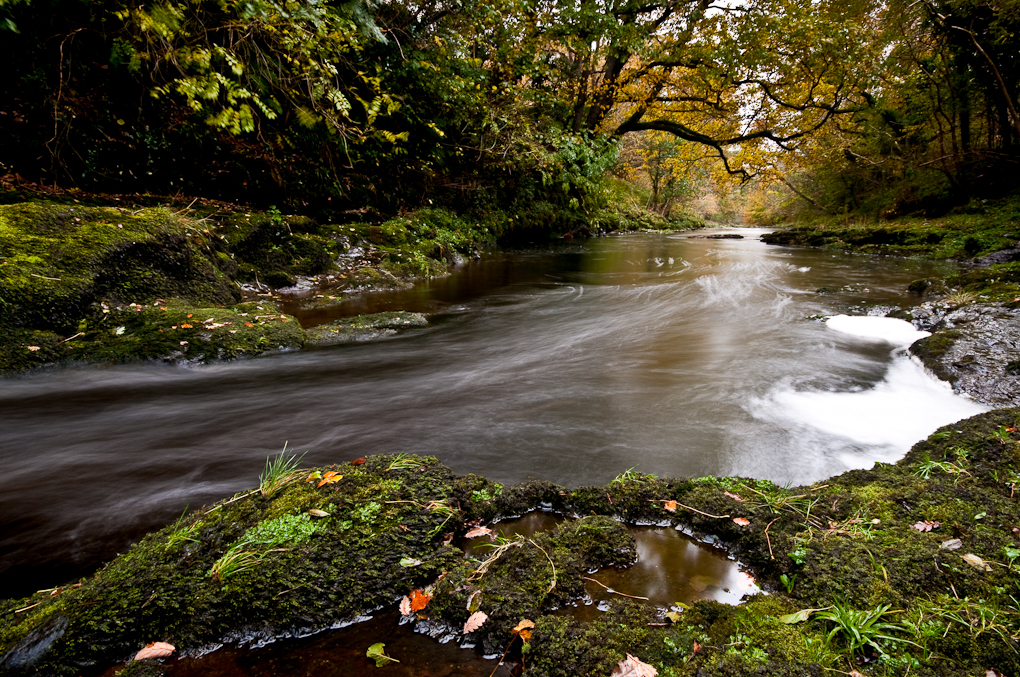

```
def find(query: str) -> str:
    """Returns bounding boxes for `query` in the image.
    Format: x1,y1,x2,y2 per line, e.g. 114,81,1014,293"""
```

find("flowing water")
0,229,985,600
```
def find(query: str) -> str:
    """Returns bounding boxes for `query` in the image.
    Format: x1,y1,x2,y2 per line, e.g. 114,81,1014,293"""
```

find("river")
0,228,985,599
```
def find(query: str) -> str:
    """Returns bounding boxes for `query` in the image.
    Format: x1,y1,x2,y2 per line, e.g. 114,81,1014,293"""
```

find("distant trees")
1,0,1015,220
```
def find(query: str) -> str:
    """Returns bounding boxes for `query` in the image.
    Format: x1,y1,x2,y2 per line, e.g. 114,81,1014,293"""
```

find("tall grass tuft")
260,442,306,498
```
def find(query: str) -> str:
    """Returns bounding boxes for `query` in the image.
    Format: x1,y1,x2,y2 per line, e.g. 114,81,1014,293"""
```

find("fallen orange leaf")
512,619,535,641
732,517,750,526
317,471,343,488
351,457,366,465
409,589,432,612
663,500,677,513
186,314,193,318
244,322,255,327
180,324,193,328
464,526,492,539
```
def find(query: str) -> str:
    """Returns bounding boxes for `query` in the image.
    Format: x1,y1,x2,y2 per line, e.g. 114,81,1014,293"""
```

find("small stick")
58,332,84,344
676,503,730,519
583,577,650,600
15,602,43,613
764,517,781,559
30,273,61,281
206,489,259,512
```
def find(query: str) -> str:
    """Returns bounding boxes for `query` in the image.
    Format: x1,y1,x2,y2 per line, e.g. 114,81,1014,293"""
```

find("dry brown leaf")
307,509,329,518
692,642,701,654
911,520,940,532
724,491,744,502
611,653,658,677
409,589,432,612
962,553,992,571
463,611,488,634
663,500,677,513
732,517,750,526
464,526,492,539
512,618,536,641
134,642,176,661
351,457,366,466
399,595,412,616
849,671,867,677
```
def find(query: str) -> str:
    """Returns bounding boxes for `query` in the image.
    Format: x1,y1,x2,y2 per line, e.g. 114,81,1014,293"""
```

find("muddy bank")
2,409,1018,677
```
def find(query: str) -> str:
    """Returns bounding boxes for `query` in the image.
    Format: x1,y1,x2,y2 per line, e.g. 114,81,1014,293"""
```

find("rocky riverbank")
2,408,1018,677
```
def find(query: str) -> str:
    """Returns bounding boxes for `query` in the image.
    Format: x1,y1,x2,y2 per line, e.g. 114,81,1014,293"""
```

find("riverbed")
0,228,984,599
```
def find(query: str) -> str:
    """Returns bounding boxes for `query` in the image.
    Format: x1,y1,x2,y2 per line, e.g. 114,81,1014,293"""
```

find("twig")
15,602,43,614
764,517,781,559
58,332,83,344
206,489,259,512
676,503,730,519
583,577,650,600
528,539,557,594
29,273,61,281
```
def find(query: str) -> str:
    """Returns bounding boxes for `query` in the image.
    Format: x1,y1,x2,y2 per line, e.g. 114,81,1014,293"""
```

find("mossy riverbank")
0,195,702,374
761,197,1020,305
2,409,1018,676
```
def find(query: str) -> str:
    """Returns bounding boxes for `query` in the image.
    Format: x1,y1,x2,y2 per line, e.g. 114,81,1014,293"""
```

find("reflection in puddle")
461,513,758,623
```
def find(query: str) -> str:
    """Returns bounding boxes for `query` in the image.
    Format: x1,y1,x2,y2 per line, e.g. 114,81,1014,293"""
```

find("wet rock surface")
908,301,1020,407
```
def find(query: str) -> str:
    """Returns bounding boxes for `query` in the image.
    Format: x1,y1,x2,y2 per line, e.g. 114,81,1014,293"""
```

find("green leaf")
366,642,399,667
780,608,822,624
399,557,422,567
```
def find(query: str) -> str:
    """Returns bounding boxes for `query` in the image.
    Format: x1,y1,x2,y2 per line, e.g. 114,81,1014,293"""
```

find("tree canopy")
1,0,1017,222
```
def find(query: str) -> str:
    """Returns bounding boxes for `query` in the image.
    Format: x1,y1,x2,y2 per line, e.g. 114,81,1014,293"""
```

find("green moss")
3,413,1019,675
304,311,428,346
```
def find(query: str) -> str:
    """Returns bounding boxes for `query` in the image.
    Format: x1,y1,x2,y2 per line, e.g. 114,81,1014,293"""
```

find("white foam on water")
748,317,987,474
825,314,930,345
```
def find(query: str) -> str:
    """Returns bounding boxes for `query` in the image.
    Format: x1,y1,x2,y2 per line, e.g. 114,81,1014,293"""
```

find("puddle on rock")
149,613,511,677
461,513,759,623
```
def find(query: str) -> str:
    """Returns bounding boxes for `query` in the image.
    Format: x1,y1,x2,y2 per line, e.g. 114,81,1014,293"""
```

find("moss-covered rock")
2,411,1018,676
304,311,428,346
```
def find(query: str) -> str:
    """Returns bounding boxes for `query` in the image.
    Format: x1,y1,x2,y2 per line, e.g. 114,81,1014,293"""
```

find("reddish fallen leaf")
409,589,431,612
911,520,941,532
463,611,488,634
351,457,366,466
244,322,255,327
399,595,412,616
663,500,677,513
692,642,702,654
724,491,744,502
180,324,193,329
464,526,492,539
732,517,750,526
134,642,176,660
317,471,343,488
611,653,658,677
